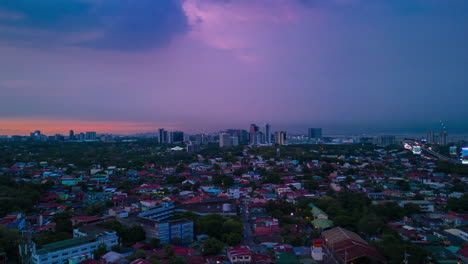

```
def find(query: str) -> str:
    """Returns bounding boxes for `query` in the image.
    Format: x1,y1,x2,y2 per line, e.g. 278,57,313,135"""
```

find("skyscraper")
263,123,271,144
426,130,436,144
439,129,448,145
274,131,287,145
69,130,75,140
308,128,322,141
172,131,184,143
158,128,168,144
85,132,97,141
219,133,232,147
249,124,259,145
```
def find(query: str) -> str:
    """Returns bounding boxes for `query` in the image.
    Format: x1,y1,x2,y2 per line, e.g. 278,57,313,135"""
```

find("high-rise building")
249,124,259,145
158,128,168,144
220,133,232,147
69,130,75,140
308,128,322,141
274,131,287,145
231,136,239,146
172,131,184,143
375,135,395,146
186,141,201,153
439,129,448,145
426,130,436,144
85,132,97,141
263,123,271,144
193,133,208,145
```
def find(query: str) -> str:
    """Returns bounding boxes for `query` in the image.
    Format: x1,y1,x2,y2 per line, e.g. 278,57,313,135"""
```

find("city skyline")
1,1,468,135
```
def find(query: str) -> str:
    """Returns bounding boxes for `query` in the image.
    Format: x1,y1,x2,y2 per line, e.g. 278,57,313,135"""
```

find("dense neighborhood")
1,140,467,264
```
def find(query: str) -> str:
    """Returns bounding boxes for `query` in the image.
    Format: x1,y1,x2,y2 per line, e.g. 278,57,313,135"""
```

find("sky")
0,0,467,136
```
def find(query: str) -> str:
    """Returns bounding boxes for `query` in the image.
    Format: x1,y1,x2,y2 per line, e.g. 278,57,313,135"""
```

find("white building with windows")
27,228,118,264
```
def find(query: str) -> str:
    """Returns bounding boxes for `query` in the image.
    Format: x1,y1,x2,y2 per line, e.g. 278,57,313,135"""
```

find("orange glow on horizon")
0,119,174,136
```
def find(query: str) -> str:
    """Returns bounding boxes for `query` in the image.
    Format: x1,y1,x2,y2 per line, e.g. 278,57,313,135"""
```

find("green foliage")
212,174,234,188
201,237,224,256
53,212,73,233
99,221,145,246
373,233,429,264
93,243,108,259
164,244,174,257
127,249,146,262
446,194,468,213
168,256,187,264
150,238,161,248
194,214,243,246
84,202,107,216
0,175,52,216
435,160,468,176
111,244,122,252
0,226,21,260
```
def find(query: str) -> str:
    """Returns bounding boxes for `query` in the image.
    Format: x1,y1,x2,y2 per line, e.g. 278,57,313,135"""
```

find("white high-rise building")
219,133,232,147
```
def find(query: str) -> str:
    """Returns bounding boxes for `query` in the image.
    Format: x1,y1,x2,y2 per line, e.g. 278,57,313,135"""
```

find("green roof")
311,207,328,218
426,235,442,243
277,253,299,264
36,236,95,255
312,218,333,229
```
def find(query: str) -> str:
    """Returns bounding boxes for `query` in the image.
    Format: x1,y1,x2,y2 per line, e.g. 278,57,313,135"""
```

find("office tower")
262,123,271,144
85,132,97,141
186,141,201,153
231,136,239,146
219,133,232,147
158,128,168,144
193,133,208,144
375,135,395,146
426,130,436,144
274,131,287,145
172,131,184,143
249,124,259,144
69,130,75,140
167,131,174,144
308,128,322,141
439,129,448,145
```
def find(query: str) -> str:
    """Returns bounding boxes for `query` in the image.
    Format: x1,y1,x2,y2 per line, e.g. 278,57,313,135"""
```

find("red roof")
130,259,152,264
228,246,252,256
77,260,100,264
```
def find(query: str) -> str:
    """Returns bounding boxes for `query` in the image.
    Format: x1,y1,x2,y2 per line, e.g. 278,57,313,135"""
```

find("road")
404,140,458,163
240,204,254,246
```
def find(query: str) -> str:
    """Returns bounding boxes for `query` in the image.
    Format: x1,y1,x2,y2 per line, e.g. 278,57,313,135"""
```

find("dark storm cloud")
0,0,188,50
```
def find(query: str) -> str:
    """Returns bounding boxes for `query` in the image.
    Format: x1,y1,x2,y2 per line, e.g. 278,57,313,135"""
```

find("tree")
175,163,186,173
127,249,146,262
403,203,422,216
164,244,175,258
358,213,384,236
0,226,21,260
446,194,468,213
93,243,108,259
223,232,242,246
111,244,122,253
53,212,72,233
150,238,161,248
202,237,224,256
